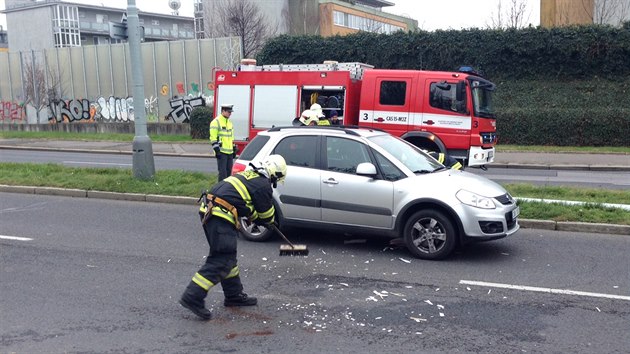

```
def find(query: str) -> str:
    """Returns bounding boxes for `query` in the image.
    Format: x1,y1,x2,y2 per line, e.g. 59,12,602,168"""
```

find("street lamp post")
127,0,155,179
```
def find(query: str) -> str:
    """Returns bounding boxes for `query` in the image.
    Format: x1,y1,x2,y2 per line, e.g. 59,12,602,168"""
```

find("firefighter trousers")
184,217,244,303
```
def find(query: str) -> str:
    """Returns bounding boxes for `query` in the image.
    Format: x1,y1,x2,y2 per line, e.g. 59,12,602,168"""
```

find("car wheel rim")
411,217,446,254
241,218,266,236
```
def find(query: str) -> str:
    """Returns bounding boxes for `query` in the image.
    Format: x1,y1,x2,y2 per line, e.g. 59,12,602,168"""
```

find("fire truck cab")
213,62,497,167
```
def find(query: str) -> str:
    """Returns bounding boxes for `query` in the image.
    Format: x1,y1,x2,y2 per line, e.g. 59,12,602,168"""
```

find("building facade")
2,0,194,52
541,0,630,27
195,0,417,39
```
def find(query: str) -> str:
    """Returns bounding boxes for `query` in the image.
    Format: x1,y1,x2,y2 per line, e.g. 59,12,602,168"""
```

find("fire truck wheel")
239,217,274,242
403,210,456,260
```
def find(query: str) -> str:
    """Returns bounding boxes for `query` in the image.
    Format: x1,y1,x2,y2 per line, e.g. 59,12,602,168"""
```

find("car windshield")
368,134,443,174
470,79,496,119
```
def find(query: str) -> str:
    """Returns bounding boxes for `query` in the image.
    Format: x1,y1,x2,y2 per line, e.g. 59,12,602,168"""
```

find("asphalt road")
1,193,628,353
2,149,629,189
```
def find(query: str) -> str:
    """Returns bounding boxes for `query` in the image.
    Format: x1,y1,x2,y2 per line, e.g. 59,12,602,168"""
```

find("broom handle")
269,223,296,248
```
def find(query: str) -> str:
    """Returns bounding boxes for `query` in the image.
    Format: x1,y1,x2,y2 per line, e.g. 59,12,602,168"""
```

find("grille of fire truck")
259,62,374,80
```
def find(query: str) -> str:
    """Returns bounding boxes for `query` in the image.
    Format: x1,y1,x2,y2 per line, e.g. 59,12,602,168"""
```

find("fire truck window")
430,82,466,114
379,81,406,106
326,137,371,174
273,136,317,168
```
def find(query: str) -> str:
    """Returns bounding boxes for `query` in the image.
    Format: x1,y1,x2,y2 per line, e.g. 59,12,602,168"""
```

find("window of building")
52,5,81,47
152,19,160,26
332,10,403,34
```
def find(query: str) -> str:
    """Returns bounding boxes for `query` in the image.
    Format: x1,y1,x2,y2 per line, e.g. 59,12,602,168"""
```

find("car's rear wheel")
239,217,274,242
403,210,456,260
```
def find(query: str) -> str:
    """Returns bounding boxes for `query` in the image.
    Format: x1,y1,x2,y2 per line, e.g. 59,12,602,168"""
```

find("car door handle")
322,178,339,185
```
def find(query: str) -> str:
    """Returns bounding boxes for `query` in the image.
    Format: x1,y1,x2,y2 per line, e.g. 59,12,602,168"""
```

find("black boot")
180,283,212,320
224,292,258,307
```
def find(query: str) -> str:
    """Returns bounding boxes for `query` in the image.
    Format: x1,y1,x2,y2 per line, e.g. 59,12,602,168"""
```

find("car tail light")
231,162,247,175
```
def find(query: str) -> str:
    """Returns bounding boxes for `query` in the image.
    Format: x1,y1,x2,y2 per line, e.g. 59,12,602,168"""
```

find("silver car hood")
405,169,508,197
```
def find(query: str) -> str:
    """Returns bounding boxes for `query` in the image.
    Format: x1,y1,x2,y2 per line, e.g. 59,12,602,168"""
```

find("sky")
0,0,541,31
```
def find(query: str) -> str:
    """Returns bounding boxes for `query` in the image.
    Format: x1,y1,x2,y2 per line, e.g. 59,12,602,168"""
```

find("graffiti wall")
0,37,239,125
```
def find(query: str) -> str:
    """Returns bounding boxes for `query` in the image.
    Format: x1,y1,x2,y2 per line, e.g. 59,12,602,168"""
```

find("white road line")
460,280,630,301
0,235,33,241
63,161,131,166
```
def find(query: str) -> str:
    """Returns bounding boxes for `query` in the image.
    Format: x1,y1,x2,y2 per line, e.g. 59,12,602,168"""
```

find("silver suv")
233,126,519,260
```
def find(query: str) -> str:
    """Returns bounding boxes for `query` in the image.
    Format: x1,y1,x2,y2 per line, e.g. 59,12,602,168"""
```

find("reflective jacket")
209,115,234,154
429,152,463,170
200,170,275,227
317,119,331,126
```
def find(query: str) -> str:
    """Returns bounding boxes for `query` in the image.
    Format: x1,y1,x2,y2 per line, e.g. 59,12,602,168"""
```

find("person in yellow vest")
310,103,330,126
210,104,236,181
428,151,463,170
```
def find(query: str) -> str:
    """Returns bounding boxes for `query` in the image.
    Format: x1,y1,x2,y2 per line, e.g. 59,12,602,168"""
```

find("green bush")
189,106,213,140
257,25,630,80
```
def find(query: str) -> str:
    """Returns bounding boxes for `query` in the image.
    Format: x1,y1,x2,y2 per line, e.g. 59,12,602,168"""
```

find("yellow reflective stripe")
225,266,240,279
438,153,445,163
225,177,251,203
258,206,275,220
452,161,463,170
192,272,214,291
250,210,259,220
212,207,236,224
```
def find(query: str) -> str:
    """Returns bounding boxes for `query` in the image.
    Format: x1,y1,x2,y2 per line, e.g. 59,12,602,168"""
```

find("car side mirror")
356,162,377,177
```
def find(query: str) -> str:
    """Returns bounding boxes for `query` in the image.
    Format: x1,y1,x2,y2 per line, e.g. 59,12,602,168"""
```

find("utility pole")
128,0,155,179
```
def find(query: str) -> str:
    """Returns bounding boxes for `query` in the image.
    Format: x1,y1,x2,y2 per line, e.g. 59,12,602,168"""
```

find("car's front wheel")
403,210,456,260
239,217,274,242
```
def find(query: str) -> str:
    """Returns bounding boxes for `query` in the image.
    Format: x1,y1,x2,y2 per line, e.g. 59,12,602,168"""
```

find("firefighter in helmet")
310,103,330,126
180,155,288,320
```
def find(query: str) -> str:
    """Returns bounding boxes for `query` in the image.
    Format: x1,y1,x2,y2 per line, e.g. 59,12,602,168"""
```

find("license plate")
511,206,520,219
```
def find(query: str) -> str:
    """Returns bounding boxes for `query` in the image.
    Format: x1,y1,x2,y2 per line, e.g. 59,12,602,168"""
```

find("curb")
0,145,212,158
1,184,628,236
490,162,630,172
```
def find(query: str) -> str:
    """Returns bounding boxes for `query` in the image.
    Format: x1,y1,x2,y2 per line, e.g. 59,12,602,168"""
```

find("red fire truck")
213,62,497,166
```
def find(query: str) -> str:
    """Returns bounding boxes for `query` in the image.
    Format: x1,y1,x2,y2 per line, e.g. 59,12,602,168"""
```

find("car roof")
263,125,388,139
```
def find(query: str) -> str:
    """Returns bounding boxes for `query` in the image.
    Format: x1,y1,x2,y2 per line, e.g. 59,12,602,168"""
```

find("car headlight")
456,190,496,209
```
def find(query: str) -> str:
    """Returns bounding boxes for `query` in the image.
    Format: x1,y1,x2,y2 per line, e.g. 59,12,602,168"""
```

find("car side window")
373,150,406,181
326,137,371,174
272,135,317,167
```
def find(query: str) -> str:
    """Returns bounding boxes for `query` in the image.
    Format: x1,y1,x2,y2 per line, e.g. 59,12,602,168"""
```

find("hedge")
189,106,213,140
257,25,630,80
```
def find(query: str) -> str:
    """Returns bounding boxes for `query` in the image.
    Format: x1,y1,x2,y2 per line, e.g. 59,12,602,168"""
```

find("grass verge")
1,163,628,225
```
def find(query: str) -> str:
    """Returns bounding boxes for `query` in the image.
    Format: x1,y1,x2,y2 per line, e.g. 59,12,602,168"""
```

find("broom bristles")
279,244,309,256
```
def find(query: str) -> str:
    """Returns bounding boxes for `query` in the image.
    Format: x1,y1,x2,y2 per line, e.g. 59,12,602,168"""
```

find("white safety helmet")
259,154,287,188
310,103,325,118
299,109,318,126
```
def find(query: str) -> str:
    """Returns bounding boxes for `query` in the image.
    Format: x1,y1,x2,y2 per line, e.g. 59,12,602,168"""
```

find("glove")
213,146,220,155
232,145,239,158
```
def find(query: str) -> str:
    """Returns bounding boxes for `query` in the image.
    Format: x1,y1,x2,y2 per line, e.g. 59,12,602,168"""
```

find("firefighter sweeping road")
1,192,629,353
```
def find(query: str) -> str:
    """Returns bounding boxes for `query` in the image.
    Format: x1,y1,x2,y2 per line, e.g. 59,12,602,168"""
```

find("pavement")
1,138,629,236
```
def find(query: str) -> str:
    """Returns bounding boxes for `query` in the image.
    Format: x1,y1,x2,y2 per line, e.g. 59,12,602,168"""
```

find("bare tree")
282,0,319,35
488,0,530,29
23,57,62,123
582,0,630,25
208,0,278,58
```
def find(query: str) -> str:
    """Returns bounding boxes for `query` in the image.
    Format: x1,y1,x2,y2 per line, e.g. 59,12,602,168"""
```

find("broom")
268,223,309,256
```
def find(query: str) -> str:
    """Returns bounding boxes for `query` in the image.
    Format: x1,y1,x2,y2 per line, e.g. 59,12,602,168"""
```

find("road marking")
460,280,630,301
63,161,131,167
0,235,33,241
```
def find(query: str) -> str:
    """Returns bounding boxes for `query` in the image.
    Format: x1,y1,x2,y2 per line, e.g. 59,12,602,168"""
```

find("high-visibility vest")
209,115,234,154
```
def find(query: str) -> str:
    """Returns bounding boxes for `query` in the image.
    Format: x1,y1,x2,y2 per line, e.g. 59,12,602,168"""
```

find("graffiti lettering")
49,99,91,123
96,96,135,122
167,96,205,123
0,101,26,122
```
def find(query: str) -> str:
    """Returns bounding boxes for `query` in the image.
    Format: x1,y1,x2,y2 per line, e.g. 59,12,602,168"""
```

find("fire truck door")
216,85,250,141
360,77,412,135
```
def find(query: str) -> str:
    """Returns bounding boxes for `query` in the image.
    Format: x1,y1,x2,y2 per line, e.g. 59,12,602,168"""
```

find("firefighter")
295,109,318,126
210,104,236,181
180,155,288,320
428,151,463,170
